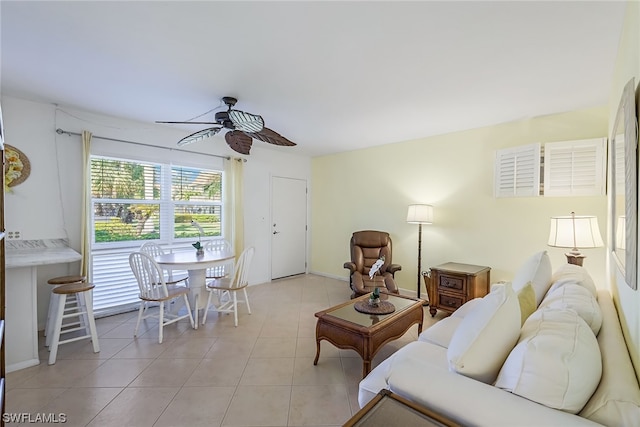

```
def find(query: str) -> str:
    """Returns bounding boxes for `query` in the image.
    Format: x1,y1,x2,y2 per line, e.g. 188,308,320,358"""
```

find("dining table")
154,249,235,328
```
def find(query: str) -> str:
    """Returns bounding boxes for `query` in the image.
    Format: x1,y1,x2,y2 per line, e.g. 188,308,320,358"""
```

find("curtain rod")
55,128,232,161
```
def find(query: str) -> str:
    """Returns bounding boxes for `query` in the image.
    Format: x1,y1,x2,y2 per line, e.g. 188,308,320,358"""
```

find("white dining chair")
204,239,234,280
129,251,195,343
202,246,254,327
140,242,189,286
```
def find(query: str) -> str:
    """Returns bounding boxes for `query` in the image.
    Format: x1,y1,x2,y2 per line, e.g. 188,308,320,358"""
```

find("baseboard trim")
308,271,348,282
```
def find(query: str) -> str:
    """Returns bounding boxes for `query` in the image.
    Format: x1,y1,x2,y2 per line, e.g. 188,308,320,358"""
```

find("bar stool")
48,282,100,365
44,275,86,346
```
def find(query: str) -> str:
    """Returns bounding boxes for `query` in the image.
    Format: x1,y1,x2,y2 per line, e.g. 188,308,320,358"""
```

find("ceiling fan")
156,96,296,155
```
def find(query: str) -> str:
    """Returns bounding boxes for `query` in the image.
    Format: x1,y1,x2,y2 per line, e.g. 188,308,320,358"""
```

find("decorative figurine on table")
369,287,381,307
191,220,205,256
369,255,385,279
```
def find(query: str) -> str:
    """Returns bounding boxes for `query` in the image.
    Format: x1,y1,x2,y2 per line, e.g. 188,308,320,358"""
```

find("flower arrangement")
191,220,205,255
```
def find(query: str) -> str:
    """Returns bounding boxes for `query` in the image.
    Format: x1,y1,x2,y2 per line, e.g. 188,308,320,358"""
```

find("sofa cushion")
418,315,463,348
446,283,520,384
539,283,602,335
579,289,640,425
512,250,552,306
547,263,597,299
451,297,482,318
358,341,447,408
418,298,482,348
495,308,602,414
516,281,536,325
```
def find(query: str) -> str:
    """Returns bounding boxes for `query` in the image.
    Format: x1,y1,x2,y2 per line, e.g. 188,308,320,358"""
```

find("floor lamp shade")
407,204,433,302
548,212,603,265
407,204,433,224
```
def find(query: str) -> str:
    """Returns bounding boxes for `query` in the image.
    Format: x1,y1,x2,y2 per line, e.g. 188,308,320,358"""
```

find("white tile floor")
6,274,442,427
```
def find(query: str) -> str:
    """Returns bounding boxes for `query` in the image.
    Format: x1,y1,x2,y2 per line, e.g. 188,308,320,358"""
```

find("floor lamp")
407,204,433,303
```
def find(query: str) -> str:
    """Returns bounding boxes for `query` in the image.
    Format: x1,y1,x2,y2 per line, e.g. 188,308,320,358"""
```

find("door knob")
273,231,280,235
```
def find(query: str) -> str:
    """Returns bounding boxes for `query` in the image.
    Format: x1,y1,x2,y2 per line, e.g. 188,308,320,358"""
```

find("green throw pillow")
517,281,536,325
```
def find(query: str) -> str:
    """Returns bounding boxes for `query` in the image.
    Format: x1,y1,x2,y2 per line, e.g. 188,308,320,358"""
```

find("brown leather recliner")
343,230,401,298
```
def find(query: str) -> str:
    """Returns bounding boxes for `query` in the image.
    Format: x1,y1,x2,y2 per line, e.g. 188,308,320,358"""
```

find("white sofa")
359,251,640,426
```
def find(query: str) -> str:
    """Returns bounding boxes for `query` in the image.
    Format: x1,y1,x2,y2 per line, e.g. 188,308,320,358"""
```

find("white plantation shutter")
494,143,541,197
91,248,140,314
543,138,606,197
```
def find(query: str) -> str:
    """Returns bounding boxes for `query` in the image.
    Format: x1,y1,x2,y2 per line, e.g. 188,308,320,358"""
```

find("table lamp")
548,212,603,266
407,204,433,302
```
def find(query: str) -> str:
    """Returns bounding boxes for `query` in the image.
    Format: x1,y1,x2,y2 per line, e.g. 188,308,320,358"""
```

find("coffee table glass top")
325,294,419,327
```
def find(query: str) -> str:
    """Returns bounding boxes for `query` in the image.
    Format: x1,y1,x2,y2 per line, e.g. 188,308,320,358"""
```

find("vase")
369,297,380,307
196,248,204,256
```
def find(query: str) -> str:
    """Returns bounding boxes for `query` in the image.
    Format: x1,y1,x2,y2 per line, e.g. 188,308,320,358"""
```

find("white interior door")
271,176,307,279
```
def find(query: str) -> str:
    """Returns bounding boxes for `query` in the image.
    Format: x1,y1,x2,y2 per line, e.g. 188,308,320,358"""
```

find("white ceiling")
0,1,627,157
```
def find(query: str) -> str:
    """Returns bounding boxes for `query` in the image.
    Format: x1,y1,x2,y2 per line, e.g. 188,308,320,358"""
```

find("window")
90,155,223,315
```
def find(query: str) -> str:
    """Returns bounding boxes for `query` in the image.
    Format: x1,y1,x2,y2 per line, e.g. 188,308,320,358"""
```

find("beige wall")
311,107,608,295
609,0,640,378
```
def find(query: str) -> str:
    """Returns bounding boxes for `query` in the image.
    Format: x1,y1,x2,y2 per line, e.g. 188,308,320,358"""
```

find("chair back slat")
129,251,169,300
140,242,165,258
204,239,231,252
229,247,254,289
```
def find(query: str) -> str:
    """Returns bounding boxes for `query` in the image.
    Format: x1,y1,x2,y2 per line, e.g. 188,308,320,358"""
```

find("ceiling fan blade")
245,127,296,147
177,127,222,146
228,110,264,133
225,130,253,155
156,121,219,125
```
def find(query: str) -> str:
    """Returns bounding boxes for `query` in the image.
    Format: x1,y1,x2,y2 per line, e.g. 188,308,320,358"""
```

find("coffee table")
314,293,423,378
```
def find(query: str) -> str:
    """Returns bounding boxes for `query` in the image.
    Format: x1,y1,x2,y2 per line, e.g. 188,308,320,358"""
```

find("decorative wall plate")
4,144,31,188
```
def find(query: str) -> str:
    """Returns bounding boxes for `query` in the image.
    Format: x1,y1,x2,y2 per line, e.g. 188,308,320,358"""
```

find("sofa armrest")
387,263,401,276
343,262,356,273
388,365,602,427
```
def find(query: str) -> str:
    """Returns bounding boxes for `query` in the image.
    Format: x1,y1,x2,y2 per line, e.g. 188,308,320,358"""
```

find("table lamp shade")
548,214,604,250
407,204,434,224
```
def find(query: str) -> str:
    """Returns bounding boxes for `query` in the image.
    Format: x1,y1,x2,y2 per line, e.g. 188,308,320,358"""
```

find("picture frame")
610,78,639,290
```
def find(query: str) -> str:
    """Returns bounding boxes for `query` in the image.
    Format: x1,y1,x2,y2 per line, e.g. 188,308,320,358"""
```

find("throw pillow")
511,251,552,307
516,281,536,325
446,283,520,384
546,263,598,299
539,283,602,335
495,308,602,414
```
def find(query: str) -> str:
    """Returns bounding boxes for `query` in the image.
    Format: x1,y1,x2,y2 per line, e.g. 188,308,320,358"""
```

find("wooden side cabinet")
428,262,490,317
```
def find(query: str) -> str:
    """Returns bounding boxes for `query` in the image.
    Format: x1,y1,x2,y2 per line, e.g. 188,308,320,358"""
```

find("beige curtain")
80,131,92,277
224,157,244,257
